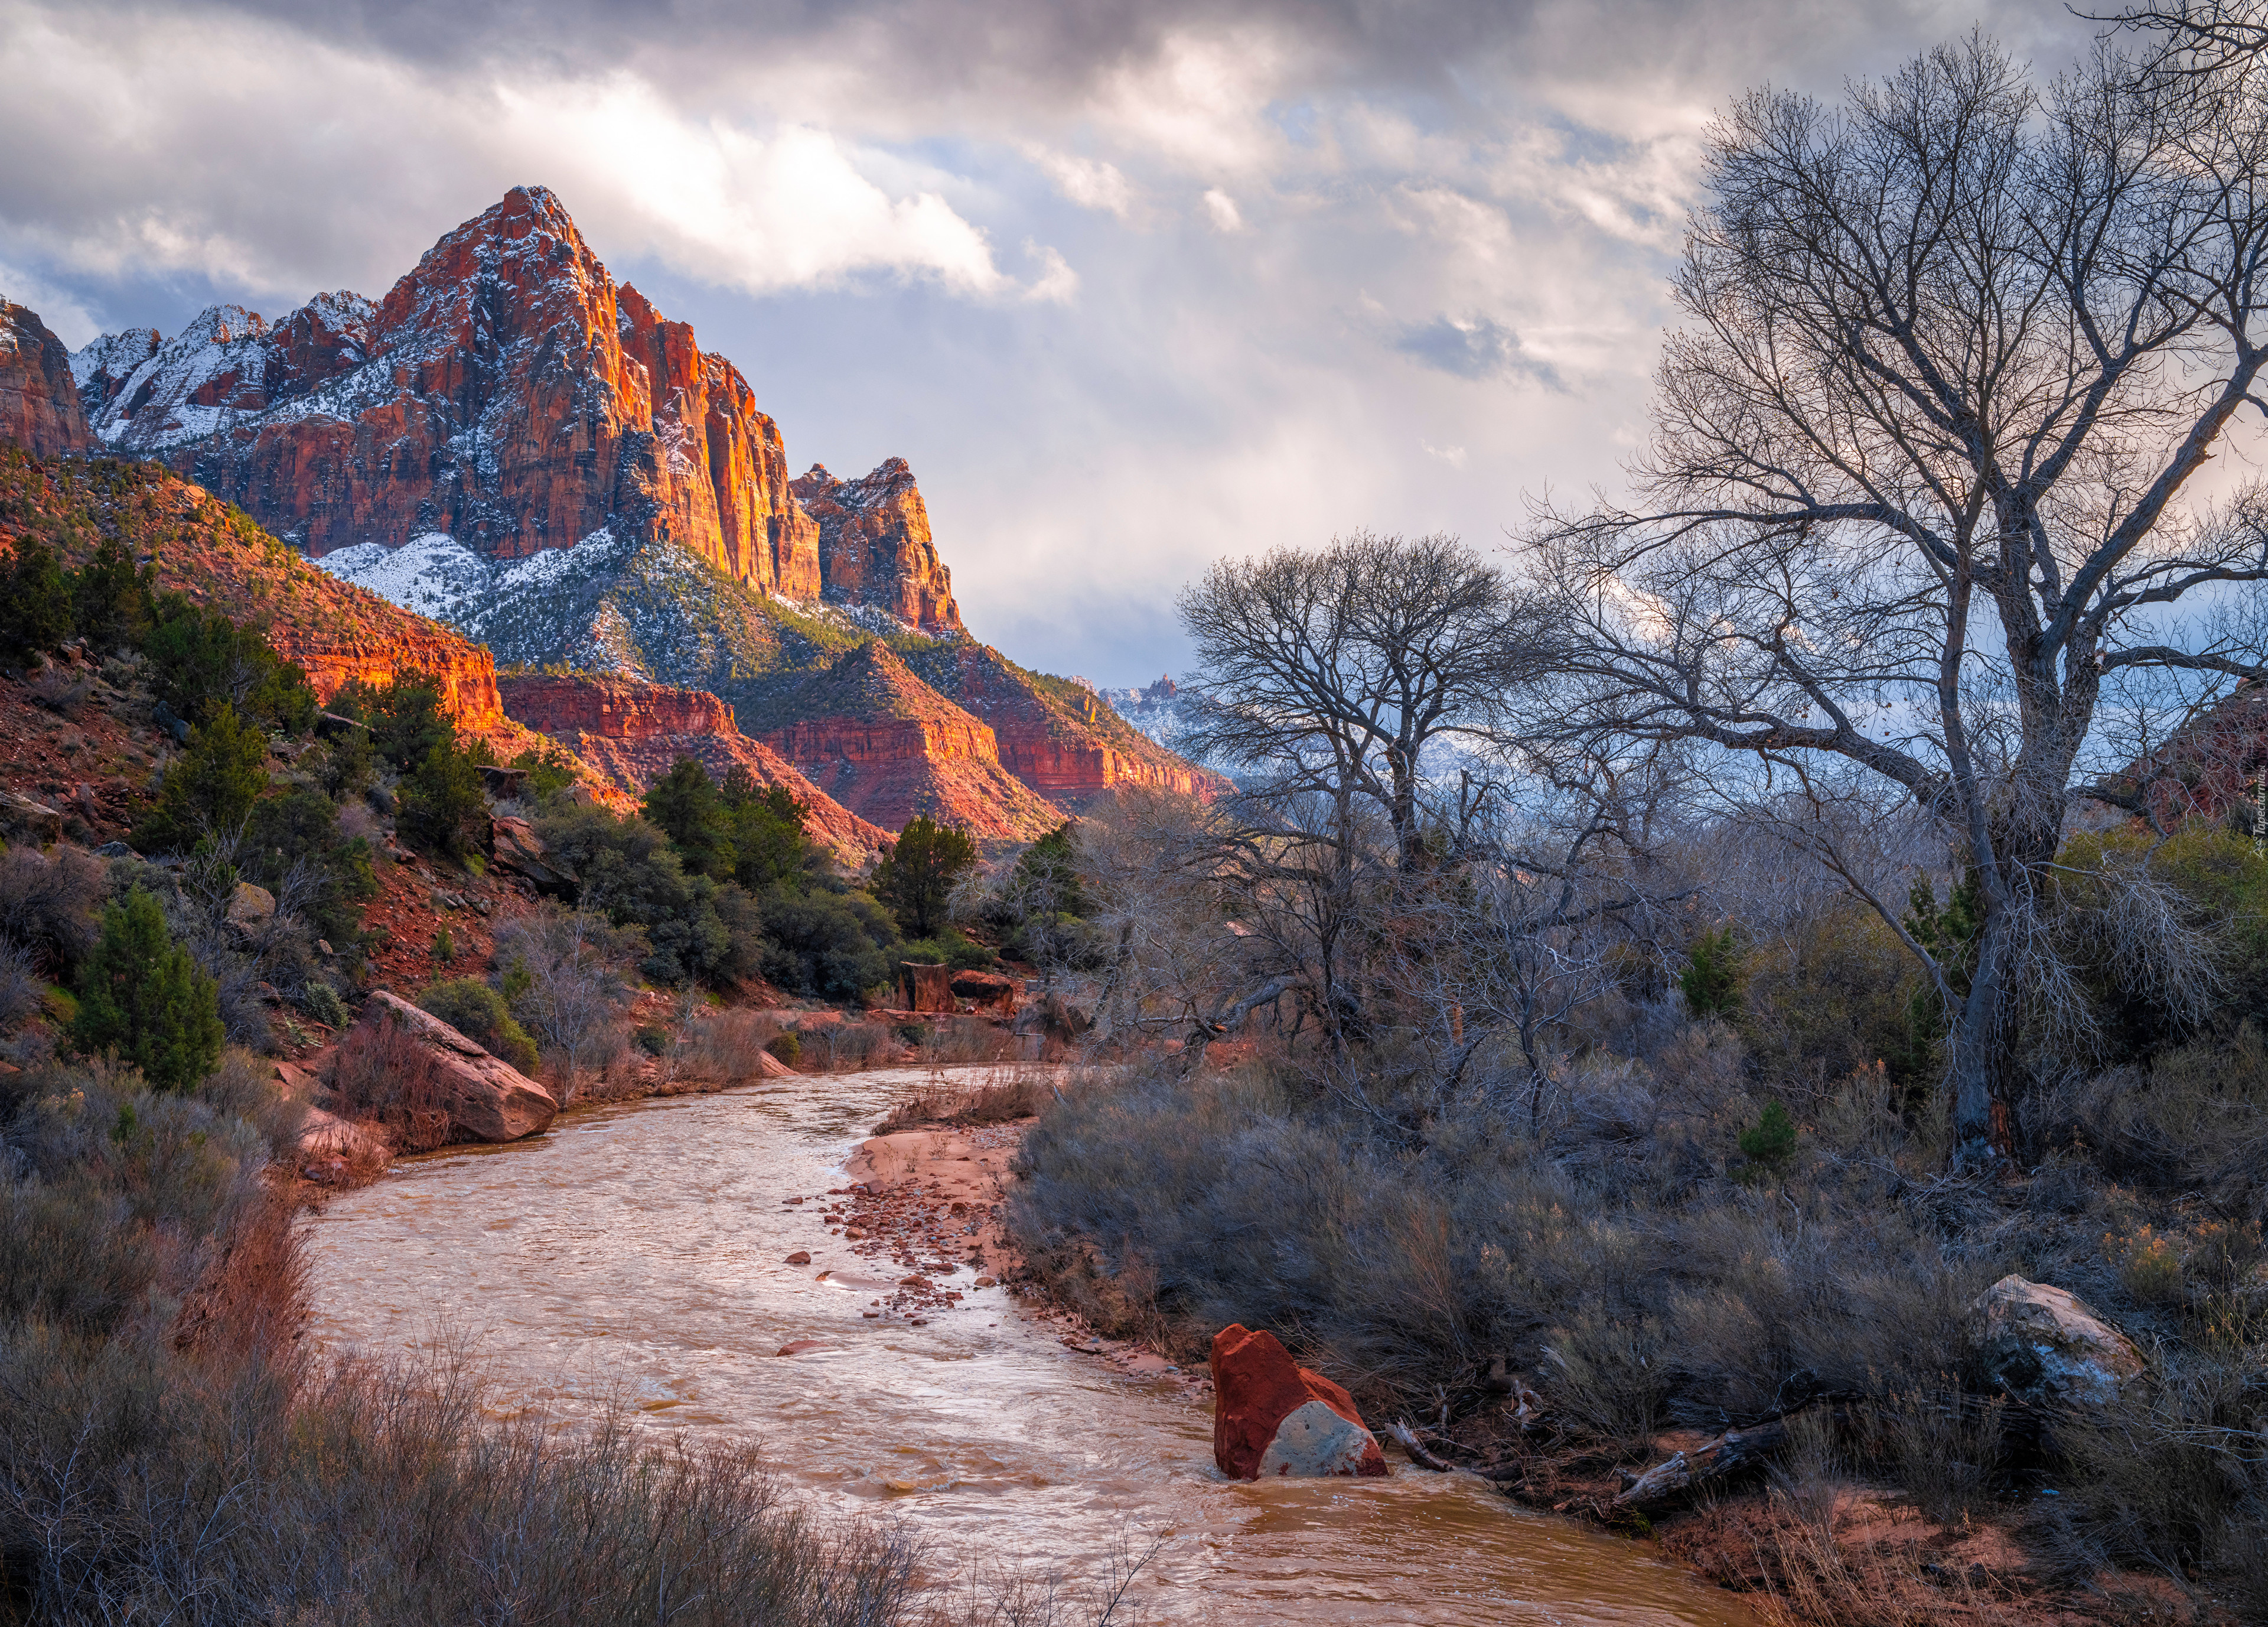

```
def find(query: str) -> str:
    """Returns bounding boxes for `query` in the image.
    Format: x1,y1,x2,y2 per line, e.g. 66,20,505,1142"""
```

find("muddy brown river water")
304,1067,1755,1625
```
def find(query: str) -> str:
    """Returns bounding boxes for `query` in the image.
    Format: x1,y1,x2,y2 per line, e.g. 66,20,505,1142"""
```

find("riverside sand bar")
304,1066,1752,1626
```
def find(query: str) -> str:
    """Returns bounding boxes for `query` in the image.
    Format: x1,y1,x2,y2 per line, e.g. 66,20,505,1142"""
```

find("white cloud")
488,81,1005,296
1022,241,1080,304
0,259,98,345
1201,188,1244,232
1024,147,1133,217
1422,441,1469,468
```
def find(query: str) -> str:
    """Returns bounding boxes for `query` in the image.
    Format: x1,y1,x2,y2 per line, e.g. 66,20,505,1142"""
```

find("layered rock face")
904,643,1227,807
77,188,822,596
498,671,891,863
752,642,1064,840
0,302,91,457
791,459,963,632
348,991,558,1144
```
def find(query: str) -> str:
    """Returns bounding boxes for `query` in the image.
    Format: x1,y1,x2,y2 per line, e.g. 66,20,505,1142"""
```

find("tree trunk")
1947,915,2012,1168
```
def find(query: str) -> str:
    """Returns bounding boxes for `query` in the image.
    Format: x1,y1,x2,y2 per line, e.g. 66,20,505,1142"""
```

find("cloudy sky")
0,0,2084,684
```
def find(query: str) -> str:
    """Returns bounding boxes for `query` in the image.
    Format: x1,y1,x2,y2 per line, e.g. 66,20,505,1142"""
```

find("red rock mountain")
0,302,91,458
902,642,1228,807
497,672,889,863
791,460,962,632
81,188,823,593
748,642,1064,841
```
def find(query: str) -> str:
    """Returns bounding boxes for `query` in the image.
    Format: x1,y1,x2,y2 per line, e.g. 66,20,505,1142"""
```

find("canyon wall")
78,188,822,597
0,302,90,458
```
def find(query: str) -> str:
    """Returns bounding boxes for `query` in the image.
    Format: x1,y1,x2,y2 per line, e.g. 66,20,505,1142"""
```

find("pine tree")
0,535,73,665
71,887,224,1092
872,816,977,939
1679,925,1744,1018
144,702,270,847
643,756,735,879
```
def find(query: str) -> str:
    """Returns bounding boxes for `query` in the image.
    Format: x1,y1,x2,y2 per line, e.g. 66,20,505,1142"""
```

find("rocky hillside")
497,672,890,863
903,643,1227,808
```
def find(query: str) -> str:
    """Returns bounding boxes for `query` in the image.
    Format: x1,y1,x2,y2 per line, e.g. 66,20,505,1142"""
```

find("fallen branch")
1610,1394,1858,1511
1384,1420,1456,1472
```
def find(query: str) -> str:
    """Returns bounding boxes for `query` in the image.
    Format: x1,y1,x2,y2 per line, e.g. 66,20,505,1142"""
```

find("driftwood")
1609,1387,1863,1511
1384,1420,1456,1472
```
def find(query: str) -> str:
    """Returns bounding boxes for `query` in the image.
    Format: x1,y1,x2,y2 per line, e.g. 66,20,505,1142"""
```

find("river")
302,1066,1755,1626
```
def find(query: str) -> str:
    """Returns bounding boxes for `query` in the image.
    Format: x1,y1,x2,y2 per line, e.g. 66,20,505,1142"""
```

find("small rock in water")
975,1276,998,1288
776,1339,829,1356
784,1251,812,1265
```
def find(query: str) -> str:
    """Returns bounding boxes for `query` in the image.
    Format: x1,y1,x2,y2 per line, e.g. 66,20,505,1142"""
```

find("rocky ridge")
750,642,1065,841
497,671,891,862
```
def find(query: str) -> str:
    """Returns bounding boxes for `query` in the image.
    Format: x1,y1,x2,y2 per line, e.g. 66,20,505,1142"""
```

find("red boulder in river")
1209,1324,1388,1480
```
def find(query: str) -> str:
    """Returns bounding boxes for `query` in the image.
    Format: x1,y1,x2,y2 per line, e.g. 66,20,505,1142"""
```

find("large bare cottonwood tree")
1532,28,2268,1164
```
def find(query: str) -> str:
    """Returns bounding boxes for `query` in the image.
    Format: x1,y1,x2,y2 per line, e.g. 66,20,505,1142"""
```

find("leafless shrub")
493,903,638,1078
797,1019,898,1073
0,938,40,1033
328,1014,452,1150
917,1016,1016,1066
28,663,92,717
0,842,106,972
672,1007,786,1084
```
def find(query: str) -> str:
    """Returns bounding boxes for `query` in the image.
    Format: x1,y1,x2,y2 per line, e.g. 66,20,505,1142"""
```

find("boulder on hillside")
1210,1323,1387,1480
224,880,276,945
902,961,955,1014
489,815,576,892
949,968,1017,1015
1977,1274,2144,1406
0,790,63,845
346,991,558,1143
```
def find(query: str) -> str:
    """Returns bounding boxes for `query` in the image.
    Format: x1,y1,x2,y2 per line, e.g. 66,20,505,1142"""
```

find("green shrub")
431,922,456,965
754,887,898,1000
1679,924,1743,1018
634,1024,670,1057
643,756,735,880
415,978,540,1072
299,980,346,1029
140,702,271,850
1736,1100,1798,1184
0,535,73,666
69,888,224,1092
724,773,820,890
399,743,487,862
241,786,377,949
534,805,765,986
871,815,976,939
142,596,317,733
764,1030,801,1065
71,535,152,653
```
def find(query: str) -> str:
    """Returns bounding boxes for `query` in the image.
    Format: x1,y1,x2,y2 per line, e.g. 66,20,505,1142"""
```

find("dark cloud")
1393,314,1560,388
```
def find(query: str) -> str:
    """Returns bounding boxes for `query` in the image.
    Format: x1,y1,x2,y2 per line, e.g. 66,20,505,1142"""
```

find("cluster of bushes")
531,756,996,1003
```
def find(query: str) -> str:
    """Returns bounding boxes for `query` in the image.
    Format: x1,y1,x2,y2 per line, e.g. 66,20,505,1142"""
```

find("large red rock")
498,671,891,864
0,302,92,457
790,459,963,633
1210,1324,1388,1480
353,991,558,1143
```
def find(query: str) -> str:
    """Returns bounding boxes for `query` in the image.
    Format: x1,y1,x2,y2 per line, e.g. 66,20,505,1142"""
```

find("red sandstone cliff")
80,188,822,596
791,459,963,633
0,302,91,458
498,671,889,863
750,642,1064,841
903,642,1228,808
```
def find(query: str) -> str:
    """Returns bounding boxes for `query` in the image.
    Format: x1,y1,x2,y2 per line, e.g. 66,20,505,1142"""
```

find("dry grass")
673,1007,788,1083
875,1068,1050,1135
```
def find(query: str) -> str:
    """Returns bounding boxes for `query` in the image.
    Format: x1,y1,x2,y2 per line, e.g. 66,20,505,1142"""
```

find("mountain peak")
791,457,962,634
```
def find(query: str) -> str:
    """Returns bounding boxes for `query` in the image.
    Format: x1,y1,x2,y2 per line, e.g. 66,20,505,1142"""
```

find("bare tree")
1179,532,1537,868
1530,30,2268,1163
